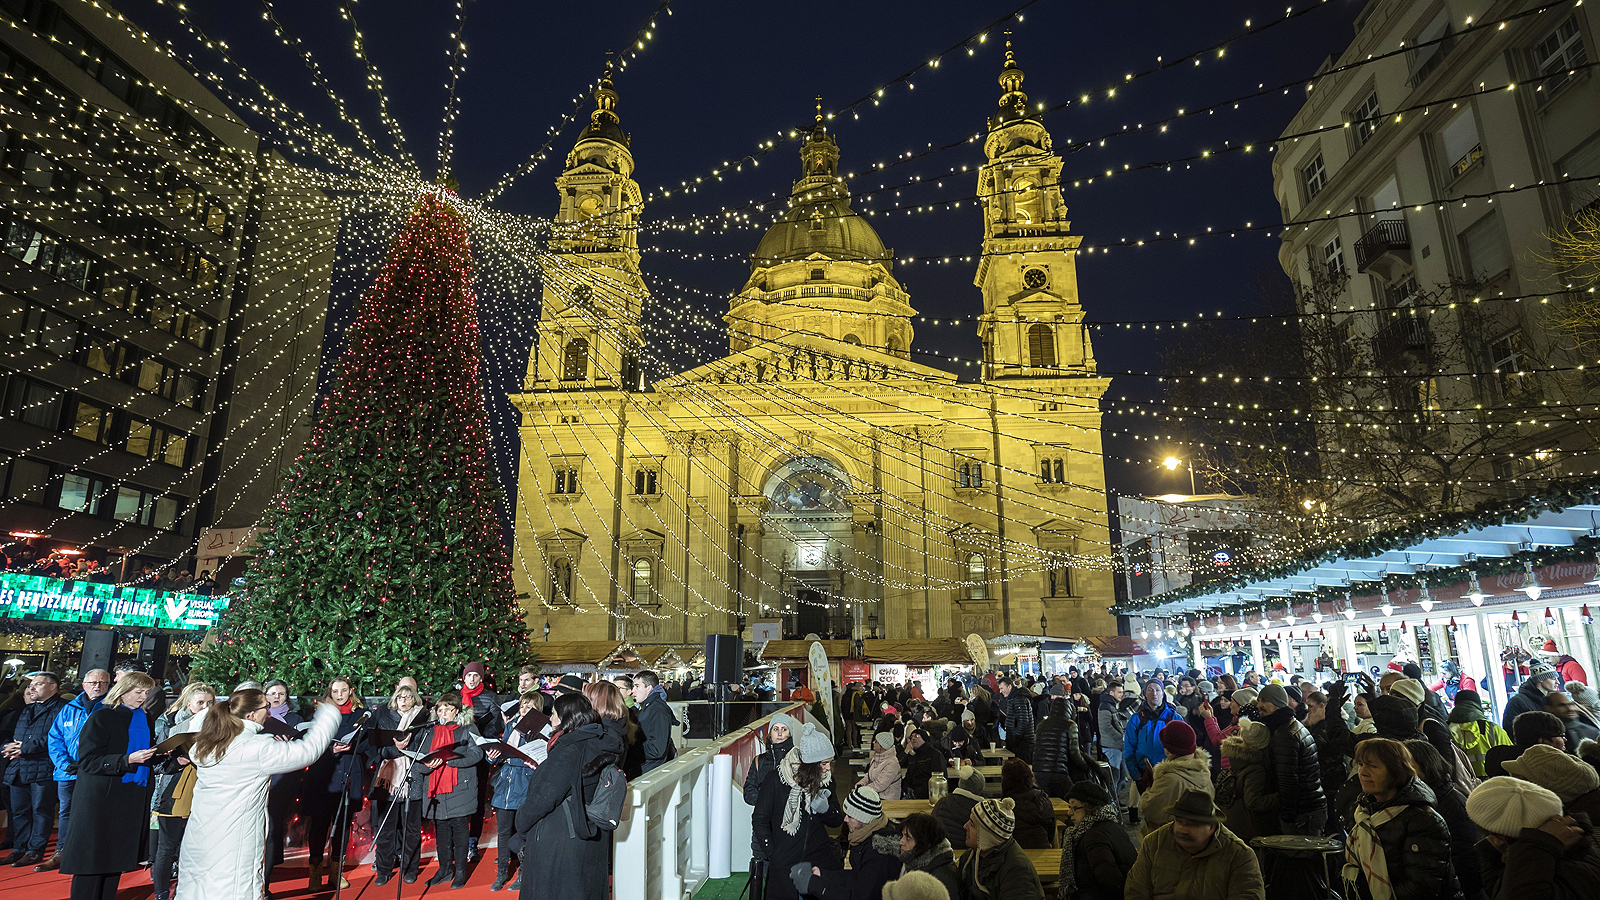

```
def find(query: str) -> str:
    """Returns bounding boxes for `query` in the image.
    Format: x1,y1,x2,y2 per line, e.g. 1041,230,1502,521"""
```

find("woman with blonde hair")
59,672,159,900
176,688,340,899
369,683,425,885
150,682,214,900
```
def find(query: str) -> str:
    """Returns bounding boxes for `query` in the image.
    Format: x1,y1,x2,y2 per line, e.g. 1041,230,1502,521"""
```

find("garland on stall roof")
1113,476,1600,615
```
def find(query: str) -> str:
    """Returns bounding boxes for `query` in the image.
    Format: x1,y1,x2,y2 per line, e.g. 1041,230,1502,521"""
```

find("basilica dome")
752,121,890,266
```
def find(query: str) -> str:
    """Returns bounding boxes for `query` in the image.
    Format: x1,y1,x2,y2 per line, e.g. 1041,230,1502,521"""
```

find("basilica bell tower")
528,66,648,391
974,43,1095,381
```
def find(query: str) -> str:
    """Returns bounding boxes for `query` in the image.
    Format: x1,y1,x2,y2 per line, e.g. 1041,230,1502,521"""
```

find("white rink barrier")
613,703,810,900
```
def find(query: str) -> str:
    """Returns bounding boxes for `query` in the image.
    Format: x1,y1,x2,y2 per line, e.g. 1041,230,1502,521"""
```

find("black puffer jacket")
1348,777,1457,900
1033,697,1089,799
931,788,983,850
1000,690,1035,739
1308,710,1354,811
1006,785,1056,849
1263,706,1324,816
1424,775,1484,900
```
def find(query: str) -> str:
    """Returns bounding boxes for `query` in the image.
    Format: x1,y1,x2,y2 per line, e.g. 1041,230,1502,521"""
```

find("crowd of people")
0,661,681,899
745,662,1600,900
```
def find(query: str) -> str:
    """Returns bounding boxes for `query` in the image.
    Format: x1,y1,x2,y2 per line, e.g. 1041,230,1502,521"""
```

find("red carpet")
1,812,524,900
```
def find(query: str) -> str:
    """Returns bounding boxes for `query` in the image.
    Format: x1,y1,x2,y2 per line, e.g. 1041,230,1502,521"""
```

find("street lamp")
1162,456,1197,495
543,620,550,642
1040,612,1048,635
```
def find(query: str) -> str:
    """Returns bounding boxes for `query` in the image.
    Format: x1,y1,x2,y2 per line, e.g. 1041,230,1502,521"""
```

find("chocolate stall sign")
0,573,228,631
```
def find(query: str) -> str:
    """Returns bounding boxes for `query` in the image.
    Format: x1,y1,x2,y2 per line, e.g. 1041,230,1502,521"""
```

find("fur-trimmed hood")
1220,736,1265,766
900,838,955,873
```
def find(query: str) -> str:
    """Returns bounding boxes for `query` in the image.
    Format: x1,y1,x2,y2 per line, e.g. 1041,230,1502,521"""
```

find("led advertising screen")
0,573,227,631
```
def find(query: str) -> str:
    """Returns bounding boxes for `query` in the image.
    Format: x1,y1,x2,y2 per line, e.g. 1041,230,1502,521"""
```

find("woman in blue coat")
488,690,548,892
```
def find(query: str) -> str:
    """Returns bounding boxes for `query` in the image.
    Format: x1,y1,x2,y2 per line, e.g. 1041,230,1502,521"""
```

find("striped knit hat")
971,797,1015,850
842,785,882,823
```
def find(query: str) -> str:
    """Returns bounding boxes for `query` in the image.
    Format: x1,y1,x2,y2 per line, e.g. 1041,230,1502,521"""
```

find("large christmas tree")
197,190,530,693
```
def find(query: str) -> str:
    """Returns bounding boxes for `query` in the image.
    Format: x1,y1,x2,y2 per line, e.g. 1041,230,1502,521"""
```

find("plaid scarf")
1058,805,1120,896
1343,797,1406,900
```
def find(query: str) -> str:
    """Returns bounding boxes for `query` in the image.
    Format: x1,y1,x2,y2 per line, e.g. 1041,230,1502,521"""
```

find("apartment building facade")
1272,0,1600,516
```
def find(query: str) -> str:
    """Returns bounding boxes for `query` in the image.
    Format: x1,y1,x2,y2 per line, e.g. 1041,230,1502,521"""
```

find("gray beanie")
1257,683,1290,709
1232,687,1259,707
957,766,986,796
797,722,833,764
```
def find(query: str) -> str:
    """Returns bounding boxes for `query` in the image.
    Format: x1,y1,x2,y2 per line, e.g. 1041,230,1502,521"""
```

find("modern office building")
0,0,335,584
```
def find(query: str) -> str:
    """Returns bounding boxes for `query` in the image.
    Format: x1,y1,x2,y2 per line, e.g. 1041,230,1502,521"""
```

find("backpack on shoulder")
564,761,629,838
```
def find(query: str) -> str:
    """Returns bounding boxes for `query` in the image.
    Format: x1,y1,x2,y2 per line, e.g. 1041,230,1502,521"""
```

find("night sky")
120,0,1368,515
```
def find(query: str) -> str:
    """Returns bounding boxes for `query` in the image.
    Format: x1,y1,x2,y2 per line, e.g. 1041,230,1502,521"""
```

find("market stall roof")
634,646,675,668
1083,635,1148,658
533,641,645,673
1113,481,1600,620
861,638,974,664
759,640,850,662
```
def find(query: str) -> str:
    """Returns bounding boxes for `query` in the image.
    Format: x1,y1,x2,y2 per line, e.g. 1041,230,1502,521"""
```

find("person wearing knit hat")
881,871,952,900
1502,661,1563,731
956,797,1040,900
1569,681,1600,728
795,784,901,900
752,722,841,900
1505,743,1600,804
1447,690,1512,778
1547,689,1600,749
743,713,799,806
1231,687,1259,708
1139,720,1213,837
1468,784,1597,900
965,798,1017,851
1465,777,1565,836
929,767,989,850
1255,680,1326,835
858,729,903,800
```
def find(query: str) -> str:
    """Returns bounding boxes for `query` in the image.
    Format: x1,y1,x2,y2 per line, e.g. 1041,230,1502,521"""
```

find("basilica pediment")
656,332,956,390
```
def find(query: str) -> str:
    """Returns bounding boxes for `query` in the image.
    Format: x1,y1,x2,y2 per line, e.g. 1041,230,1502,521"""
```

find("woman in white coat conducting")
176,688,340,899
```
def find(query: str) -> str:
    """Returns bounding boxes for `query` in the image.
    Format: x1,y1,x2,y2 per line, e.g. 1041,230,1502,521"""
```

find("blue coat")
489,710,539,810
49,692,102,781
1122,702,1179,777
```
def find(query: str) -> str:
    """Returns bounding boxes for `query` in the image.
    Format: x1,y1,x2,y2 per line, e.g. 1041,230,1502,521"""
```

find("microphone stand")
331,709,376,900
365,720,429,897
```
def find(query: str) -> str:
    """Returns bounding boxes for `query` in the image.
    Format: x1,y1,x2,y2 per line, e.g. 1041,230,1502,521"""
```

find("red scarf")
461,682,484,708
336,699,354,715
428,725,458,797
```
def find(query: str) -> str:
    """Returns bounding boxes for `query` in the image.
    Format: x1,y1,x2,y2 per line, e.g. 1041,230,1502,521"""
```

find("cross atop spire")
815,95,823,124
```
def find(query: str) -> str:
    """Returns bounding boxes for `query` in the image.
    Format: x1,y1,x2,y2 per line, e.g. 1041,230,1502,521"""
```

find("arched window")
632,558,652,605
562,338,589,380
1040,460,1052,481
551,559,573,605
1028,324,1056,368
957,460,984,489
843,333,862,346
967,553,988,600
1054,458,1065,483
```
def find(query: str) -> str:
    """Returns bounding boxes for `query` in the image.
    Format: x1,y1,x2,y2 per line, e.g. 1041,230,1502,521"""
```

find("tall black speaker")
79,629,117,677
138,635,170,681
705,634,743,684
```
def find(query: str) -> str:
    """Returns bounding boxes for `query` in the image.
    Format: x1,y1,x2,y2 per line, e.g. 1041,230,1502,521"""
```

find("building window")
1460,214,1511,283
1039,457,1066,483
3,457,50,504
1301,152,1326,200
1322,236,1346,279
562,337,588,380
551,559,573,605
71,398,114,444
4,375,62,429
1027,324,1056,368
126,420,190,467
553,464,580,494
569,283,593,312
1488,331,1531,401
1533,16,1587,99
810,267,825,280
58,472,104,513
631,558,653,605
843,333,861,345
1441,108,1482,179
1352,91,1381,146
966,553,988,600
633,467,658,496
956,459,983,489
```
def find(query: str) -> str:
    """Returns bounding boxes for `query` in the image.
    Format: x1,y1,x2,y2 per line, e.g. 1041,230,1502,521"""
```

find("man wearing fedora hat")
1126,789,1264,900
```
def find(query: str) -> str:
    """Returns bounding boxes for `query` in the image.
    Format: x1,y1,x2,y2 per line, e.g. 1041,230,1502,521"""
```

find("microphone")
353,708,375,726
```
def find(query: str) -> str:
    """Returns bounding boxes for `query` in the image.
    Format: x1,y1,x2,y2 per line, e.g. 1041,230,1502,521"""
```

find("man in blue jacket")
1,672,66,867
1123,680,1179,783
39,669,109,871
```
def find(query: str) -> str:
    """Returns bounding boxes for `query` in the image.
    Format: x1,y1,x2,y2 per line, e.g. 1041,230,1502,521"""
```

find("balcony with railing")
1372,316,1431,368
1355,218,1411,279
